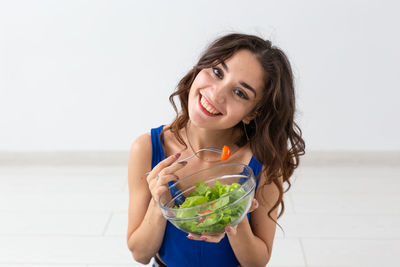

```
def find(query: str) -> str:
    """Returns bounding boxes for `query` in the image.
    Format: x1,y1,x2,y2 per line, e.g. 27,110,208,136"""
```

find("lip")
198,94,222,117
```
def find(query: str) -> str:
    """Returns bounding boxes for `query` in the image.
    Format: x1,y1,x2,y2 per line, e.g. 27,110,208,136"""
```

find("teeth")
200,96,220,114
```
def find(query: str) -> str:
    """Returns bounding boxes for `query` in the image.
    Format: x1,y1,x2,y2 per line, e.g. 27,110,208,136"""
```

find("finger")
157,173,180,185
200,233,225,243
186,233,202,241
186,233,225,243
150,153,182,178
146,171,154,184
160,160,187,176
225,225,238,235
248,198,259,213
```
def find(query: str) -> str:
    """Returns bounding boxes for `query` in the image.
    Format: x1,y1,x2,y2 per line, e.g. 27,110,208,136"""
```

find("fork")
145,146,230,176
176,147,224,163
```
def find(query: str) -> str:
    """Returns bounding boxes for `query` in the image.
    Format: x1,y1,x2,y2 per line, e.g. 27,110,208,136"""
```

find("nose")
210,82,227,104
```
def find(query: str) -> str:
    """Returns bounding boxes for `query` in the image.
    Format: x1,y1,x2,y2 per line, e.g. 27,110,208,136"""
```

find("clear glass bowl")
158,163,256,236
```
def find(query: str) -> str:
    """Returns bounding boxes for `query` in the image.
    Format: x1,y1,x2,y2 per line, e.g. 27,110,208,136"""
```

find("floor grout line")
298,238,308,267
0,233,123,238
0,262,135,266
102,212,114,236
0,262,88,266
121,177,128,192
288,192,297,214
280,236,400,242
281,212,400,216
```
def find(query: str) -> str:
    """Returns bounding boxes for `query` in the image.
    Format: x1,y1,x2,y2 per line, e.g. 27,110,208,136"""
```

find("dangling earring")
242,121,250,141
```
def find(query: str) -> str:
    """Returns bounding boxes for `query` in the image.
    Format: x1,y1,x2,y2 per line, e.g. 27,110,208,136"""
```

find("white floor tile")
268,238,306,266
0,166,127,176
104,212,127,236
277,214,400,239
0,236,133,264
0,175,126,193
291,175,400,194
0,211,110,235
291,192,400,215
280,193,296,214
0,192,128,212
88,264,150,267
295,165,400,179
302,238,400,266
0,265,85,267
292,166,400,194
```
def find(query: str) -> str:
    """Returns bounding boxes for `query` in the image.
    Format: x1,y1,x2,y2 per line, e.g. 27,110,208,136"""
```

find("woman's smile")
198,94,222,116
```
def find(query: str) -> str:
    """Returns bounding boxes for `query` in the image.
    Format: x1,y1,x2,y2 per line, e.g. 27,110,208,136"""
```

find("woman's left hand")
186,198,259,243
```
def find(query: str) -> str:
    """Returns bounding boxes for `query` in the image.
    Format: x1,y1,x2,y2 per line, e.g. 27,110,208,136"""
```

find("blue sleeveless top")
151,125,262,267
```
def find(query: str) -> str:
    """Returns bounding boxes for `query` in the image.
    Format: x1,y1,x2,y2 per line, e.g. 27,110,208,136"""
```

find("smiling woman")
127,33,305,267
188,49,264,129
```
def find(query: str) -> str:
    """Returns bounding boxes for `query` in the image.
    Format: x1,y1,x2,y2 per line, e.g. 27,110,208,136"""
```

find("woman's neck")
185,121,239,152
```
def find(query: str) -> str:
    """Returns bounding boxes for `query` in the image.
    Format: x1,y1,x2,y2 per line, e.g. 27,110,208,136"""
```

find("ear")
242,118,251,125
242,111,258,124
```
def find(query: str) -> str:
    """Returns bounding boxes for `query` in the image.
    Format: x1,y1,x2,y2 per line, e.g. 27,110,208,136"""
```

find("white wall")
1,0,399,151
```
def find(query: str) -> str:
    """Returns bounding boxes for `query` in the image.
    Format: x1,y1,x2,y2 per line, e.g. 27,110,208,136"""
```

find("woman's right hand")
146,153,187,202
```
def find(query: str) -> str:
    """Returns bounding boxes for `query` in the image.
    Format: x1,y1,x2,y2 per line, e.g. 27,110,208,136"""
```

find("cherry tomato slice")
199,209,212,214
221,145,231,161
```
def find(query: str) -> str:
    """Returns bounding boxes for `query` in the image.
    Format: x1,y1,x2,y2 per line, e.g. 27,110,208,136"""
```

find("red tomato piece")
221,145,231,161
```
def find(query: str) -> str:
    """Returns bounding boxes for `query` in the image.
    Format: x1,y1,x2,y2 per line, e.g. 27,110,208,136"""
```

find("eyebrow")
221,61,257,97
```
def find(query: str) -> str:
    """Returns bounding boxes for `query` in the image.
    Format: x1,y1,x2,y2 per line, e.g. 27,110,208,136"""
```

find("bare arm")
126,133,185,264
227,176,281,267
126,133,166,264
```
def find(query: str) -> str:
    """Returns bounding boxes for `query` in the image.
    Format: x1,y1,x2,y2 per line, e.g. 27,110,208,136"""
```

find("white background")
1,0,399,151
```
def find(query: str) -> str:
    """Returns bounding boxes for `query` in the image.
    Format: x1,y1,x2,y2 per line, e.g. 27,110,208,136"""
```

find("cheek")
192,70,212,88
228,104,254,121
189,71,210,99
227,106,247,121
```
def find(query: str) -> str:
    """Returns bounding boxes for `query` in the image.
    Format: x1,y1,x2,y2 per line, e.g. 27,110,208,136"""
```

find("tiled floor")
0,154,399,267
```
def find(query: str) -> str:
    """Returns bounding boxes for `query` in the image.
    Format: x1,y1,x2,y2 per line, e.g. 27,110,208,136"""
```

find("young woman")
127,33,305,267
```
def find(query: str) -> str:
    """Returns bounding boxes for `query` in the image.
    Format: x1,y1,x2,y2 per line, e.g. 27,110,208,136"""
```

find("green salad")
173,179,248,235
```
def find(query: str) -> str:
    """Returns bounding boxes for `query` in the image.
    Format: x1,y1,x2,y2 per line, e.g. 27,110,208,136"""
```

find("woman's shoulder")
130,132,152,159
129,124,173,157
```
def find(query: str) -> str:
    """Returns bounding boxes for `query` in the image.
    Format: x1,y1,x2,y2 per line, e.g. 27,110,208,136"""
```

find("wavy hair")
162,33,305,221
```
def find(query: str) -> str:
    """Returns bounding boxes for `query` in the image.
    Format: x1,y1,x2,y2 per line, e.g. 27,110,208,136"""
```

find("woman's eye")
234,89,249,100
212,67,223,79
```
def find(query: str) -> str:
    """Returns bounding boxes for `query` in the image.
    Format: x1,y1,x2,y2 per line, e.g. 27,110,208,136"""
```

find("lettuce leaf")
174,179,247,234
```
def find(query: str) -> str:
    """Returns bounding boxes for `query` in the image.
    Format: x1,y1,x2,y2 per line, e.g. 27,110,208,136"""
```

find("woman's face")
188,49,265,130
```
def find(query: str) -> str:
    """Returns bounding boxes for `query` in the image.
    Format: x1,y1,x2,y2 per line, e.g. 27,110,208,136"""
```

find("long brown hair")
162,33,305,221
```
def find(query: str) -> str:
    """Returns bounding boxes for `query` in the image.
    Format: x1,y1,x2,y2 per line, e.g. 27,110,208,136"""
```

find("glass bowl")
158,163,256,236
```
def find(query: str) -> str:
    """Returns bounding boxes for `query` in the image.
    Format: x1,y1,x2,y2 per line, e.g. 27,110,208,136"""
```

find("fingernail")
186,235,193,239
174,153,181,159
225,226,231,232
255,199,259,207
201,236,207,241
178,161,187,166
